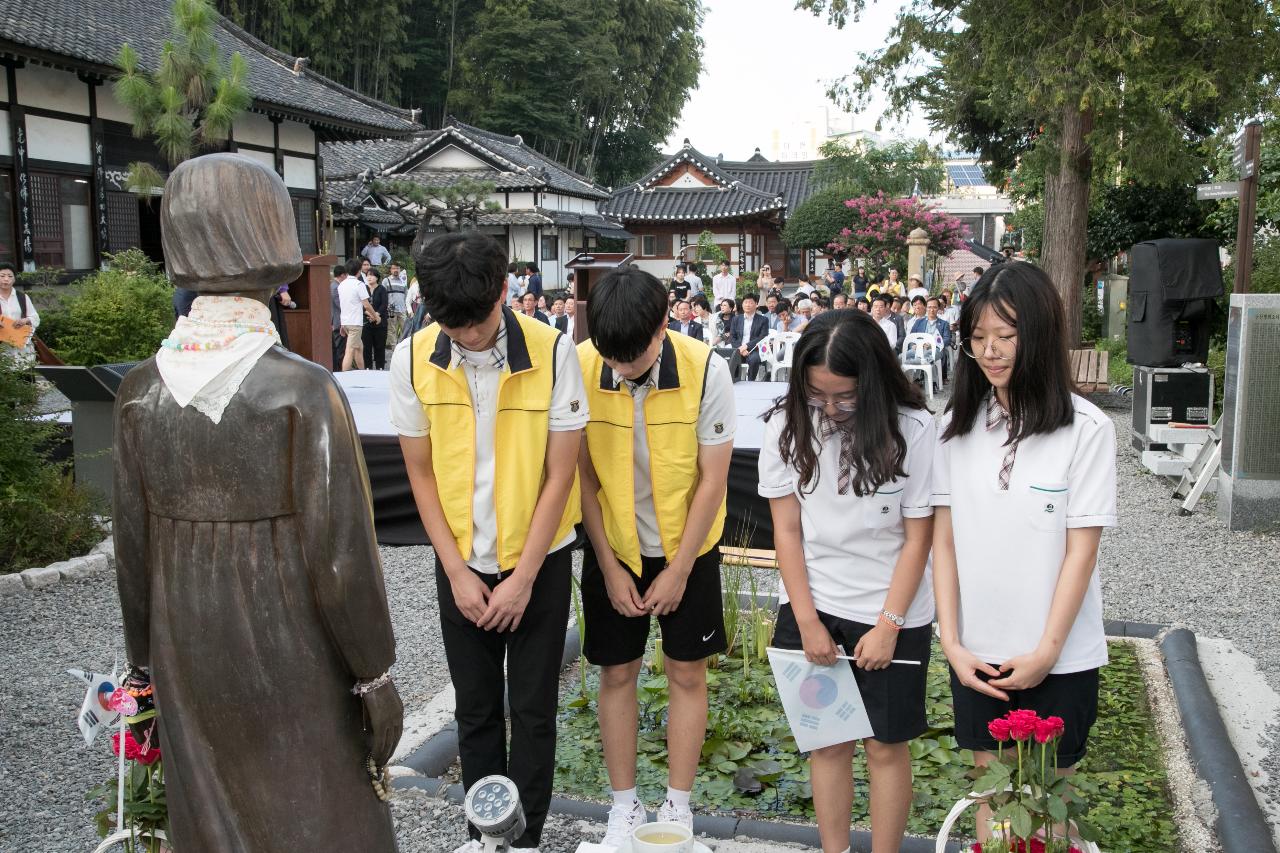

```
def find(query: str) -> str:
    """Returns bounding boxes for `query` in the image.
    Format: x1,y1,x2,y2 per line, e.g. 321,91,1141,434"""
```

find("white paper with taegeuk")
767,646,873,751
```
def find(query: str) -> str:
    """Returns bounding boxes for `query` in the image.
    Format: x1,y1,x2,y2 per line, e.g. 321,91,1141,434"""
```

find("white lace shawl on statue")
155,295,280,424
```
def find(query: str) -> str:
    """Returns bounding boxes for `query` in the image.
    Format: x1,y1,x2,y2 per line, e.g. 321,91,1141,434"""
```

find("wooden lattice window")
106,192,141,253
293,197,316,255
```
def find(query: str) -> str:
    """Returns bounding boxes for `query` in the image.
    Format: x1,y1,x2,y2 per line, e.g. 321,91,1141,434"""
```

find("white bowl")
630,820,694,853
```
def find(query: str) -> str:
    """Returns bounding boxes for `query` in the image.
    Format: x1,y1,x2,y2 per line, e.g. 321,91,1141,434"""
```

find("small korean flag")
766,647,873,752
67,668,121,746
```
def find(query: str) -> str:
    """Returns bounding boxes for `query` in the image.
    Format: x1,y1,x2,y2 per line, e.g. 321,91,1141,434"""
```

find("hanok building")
322,118,629,289
0,0,418,273
601,141,827,282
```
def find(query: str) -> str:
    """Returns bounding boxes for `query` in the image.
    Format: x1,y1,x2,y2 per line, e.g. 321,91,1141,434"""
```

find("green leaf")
1009,803,1033,839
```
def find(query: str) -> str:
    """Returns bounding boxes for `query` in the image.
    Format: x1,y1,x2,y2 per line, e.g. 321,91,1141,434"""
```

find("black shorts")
581,544,727,666
771,603,931,744
950,666,1099,767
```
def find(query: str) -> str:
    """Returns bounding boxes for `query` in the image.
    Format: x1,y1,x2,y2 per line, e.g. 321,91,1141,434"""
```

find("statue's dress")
112,347,398,852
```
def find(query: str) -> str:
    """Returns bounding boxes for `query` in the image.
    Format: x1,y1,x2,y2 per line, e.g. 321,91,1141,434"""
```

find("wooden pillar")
271,116,284,178
10,107,33,272
737,227,746,272
83,74,109,267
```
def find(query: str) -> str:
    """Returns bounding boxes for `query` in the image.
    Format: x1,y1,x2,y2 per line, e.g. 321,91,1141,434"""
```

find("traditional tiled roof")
541,209,632,239
721,159,817,213
0,0,419,136
438,119,610,200
322,138,419,179
322,121,611,203
603,143,819,223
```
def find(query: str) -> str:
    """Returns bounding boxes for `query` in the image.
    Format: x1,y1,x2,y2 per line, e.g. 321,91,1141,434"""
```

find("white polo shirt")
931,394,1117,673
388,323,589,573
758,406,936,628
611,349,736,557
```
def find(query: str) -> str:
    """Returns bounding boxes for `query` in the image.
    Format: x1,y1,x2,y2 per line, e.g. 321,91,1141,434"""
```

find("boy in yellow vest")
576,266,735,846
389,232,587,853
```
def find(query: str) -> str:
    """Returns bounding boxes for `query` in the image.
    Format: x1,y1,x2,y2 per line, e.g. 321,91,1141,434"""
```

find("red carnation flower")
988,718,1012,742
111,730,161,766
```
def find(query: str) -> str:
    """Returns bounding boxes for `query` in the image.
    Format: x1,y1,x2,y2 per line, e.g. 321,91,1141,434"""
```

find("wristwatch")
881,609,906,628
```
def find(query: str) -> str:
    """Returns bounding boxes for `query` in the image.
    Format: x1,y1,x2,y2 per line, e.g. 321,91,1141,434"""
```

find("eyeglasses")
961,334,1017,360
807,397,856,413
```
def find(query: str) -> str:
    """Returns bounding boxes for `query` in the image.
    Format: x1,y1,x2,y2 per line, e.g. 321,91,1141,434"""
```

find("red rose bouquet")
963,710,1100,853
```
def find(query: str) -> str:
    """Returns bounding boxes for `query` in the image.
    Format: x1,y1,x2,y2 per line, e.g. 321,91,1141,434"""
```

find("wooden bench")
1070,348,1110,393
720,546,778,569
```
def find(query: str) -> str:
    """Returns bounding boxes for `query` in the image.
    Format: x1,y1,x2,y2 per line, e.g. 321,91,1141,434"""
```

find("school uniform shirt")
931,394,1117,673
388,325,589,573
758,406,937,628
686,272,704,296
612,349,735,557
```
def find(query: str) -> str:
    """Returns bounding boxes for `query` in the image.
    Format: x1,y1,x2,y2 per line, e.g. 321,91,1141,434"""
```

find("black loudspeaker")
1126,239,1223,367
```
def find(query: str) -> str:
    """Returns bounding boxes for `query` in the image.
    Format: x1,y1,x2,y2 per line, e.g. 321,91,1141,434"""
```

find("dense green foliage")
36,251,174,366
0,359,103,573
1010,185,1225,264
786,140,944,250
813,138,943,198
216,0,703,187
556,629,1177,849
116,0,251,193
784,187,865,250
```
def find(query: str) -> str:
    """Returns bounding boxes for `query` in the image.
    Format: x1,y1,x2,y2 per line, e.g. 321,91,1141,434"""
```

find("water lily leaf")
733,766,764,794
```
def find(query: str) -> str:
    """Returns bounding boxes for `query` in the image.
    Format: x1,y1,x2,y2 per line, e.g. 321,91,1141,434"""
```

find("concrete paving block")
21,566,61,589
59,554,109,581
0,572,29,595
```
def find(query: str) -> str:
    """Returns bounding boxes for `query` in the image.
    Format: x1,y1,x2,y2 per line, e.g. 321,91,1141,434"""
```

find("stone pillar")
906,227,930,286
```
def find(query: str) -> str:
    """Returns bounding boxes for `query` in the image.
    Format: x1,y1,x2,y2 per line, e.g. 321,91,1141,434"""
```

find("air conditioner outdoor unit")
1218,293,1280,531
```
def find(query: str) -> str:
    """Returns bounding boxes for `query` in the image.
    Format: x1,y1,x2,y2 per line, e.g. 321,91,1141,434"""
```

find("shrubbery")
0,358,103,573
36,249,174,366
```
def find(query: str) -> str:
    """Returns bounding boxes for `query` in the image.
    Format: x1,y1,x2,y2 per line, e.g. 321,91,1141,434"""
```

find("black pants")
363,320,388,370
727,348,764,381
331,329,343,371
436,548,572,847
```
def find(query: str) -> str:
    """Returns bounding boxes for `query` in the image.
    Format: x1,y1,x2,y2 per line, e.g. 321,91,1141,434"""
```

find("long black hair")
765,309,926,496
942,262,1075,442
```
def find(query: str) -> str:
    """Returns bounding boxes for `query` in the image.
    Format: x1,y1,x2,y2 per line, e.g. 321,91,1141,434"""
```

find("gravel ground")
1090,397,1280,836
0,544,450,852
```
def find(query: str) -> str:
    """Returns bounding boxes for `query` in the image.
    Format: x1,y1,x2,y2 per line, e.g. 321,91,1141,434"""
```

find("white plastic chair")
765,331,802,382
899,332,937,404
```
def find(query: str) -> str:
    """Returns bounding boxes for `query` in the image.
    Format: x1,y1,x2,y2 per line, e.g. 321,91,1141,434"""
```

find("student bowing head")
769,309,926,496
949,262,1074,443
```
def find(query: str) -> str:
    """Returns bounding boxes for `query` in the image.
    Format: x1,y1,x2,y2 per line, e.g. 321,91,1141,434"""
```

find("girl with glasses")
758,310,935,853
932,263,1117,843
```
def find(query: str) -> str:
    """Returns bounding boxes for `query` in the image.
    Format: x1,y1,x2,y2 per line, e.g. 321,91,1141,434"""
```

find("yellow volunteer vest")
410,308,580,571
578,331,727,575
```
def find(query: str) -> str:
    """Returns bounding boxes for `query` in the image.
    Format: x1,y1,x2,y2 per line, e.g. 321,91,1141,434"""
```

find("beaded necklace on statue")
160,296,279,352
155,295,281,424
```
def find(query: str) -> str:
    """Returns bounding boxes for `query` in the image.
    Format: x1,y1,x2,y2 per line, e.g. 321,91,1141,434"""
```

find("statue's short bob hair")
161,153,303,293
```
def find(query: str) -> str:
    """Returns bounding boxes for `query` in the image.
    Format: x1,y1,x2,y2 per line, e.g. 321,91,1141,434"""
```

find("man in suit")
727,293,769,382
551,295,576,338
667,299,702,339
521,291,551,324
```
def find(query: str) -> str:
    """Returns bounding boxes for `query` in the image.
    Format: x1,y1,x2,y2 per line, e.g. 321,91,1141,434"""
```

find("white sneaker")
655,798,693,830
601,798,647,848
451,841,483,853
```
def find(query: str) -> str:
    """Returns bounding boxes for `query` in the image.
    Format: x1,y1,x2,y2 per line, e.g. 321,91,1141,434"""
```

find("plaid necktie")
820,415,854,495
985,395,1018,490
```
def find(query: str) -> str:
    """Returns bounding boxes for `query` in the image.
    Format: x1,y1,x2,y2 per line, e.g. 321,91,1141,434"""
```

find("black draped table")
334,371,781,549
